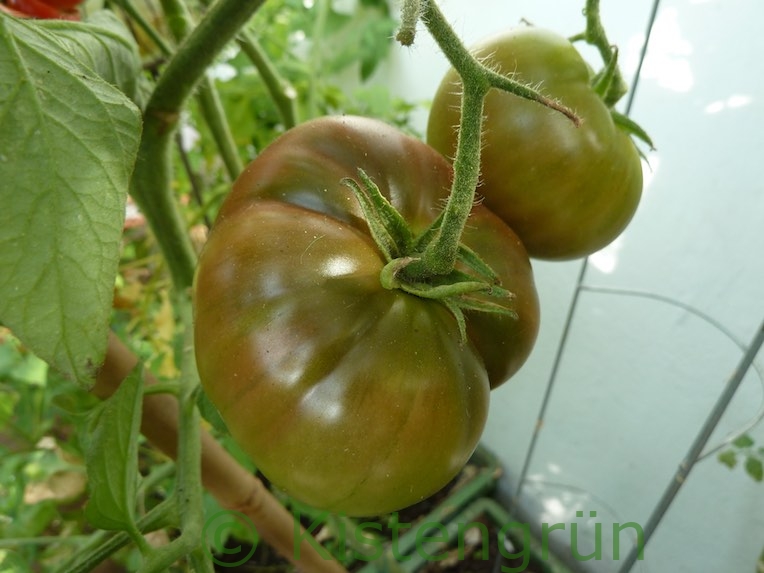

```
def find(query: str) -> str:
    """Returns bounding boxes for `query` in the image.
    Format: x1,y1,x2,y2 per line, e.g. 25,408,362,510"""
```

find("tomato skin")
5,0,80,19
40,0,82,10
427,27,643,260
194,116,539,515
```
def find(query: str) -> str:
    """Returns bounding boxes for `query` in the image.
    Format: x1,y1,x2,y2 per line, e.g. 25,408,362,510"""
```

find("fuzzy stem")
306,0,331,119
404,0,578,279
144,301,206,571
583,0,627,105
158,0,190,39
400,0,488,278
411,81,486,277
396,0,421,46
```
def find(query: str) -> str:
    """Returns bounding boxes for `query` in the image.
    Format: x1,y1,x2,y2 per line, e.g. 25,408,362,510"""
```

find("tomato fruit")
4,0,81,19
193,116,539,516
427,27,643,260
39,0,82,10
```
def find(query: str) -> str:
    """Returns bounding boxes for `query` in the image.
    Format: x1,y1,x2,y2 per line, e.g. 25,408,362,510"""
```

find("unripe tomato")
427,27,643,260
194,116,539,516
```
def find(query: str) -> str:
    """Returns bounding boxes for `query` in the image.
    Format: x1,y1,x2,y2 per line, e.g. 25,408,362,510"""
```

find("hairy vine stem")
399,0,579,281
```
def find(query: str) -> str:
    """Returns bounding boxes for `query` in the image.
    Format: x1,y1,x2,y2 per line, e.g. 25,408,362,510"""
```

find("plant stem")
583,0,627,105
413,81,486,277
161,0,244,180
175,131,213,228
54,499,178,573
400,0,487,278
403,0,578,280
237,31,298,129
196,79,244,180
158,0,190,39
197,0,298,128
138,298,206,572
130,0,266,290
395,0,421,46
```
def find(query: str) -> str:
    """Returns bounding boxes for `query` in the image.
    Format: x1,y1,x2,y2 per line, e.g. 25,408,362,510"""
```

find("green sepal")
611,109,655,150
347,169,519,340
592,45,627,105
457,243,501,283
342,168,414,261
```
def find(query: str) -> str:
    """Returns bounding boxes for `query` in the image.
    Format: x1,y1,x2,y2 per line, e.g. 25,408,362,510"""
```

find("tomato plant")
0,0,662,569
426,26,644,260
193,115,540,516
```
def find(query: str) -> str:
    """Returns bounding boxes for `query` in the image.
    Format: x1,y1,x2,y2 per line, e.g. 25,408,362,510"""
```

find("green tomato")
427,27,644,260
193,116,539,516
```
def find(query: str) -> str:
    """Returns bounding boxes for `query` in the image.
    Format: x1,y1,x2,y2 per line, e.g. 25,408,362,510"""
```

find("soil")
212,466,547,573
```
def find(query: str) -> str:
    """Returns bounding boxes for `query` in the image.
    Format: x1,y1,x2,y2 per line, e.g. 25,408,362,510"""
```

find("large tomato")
193,116,539,516
427,27,643,260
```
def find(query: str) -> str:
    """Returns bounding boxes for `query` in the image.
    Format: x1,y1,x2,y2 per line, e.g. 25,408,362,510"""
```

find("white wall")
378,1,764,571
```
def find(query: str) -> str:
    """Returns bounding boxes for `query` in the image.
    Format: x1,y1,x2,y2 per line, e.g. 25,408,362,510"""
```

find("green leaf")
0,13,142,388
717,450,737,469
745,457,764,483
359,17,396,81
84,365,144,532
0,550,30,573
321,3,395,80
34,11,143,104
733,434,756,449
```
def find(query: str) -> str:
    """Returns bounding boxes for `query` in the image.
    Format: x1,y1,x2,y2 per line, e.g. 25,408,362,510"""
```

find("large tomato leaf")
0,12,142,387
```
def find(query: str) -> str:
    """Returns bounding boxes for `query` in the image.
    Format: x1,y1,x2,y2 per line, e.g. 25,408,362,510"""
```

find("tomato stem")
411,80,487,277
405,0,579,281
352,0,576,327
395,0,421,46
581,0,628,106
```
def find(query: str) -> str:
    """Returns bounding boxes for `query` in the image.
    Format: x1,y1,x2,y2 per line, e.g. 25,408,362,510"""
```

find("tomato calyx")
342,168,517,340
611,109,655,151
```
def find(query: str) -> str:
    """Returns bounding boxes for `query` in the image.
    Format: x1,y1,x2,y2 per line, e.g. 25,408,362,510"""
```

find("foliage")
718,434,764,483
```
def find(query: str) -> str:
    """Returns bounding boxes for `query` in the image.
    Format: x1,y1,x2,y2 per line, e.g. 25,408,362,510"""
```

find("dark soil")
212,465,546,572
